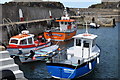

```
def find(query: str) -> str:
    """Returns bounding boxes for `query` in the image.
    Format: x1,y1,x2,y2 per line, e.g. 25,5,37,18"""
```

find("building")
12,0,43,2
102,0,120,2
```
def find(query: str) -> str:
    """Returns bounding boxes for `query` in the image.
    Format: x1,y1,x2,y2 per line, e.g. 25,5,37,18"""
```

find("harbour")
0,0,119,79
13,22,119,79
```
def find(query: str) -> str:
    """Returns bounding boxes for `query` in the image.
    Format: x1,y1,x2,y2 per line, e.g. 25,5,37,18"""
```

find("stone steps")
0,58,15,66
0,64,19,71
13,70,25,78
0,50,26,79
0,51,10,59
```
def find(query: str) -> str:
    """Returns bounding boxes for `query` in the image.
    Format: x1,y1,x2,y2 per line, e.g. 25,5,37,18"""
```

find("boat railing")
49,28,60,32
84,52,99,62
64,60,72,64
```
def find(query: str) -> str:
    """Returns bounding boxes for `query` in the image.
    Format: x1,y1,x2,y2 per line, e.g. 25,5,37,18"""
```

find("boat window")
20,39,27,45
10,39,18,44
28,38,33,44
83,41,89,48
92,39,96,47
68,22,71,25
65,22,67,25
76,39,81,46
73,22,75,24
61,22,63,24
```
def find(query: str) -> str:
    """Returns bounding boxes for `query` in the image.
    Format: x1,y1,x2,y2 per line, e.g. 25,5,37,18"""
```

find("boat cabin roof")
11,34,34,40
73,33,97,40
56,19,75,22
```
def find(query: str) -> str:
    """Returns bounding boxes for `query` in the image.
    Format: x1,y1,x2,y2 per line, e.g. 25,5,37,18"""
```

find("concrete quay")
0,50,26,79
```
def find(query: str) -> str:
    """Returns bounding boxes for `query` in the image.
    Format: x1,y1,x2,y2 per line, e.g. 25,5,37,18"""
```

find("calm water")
15,23,119,80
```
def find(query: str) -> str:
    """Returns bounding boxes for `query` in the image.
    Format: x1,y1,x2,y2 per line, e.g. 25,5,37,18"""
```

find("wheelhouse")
9,31,35,45
56,16,76,31
67,33,98,59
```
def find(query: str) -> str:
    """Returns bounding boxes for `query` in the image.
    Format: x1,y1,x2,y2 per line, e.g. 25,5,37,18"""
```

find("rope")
67,65,78,79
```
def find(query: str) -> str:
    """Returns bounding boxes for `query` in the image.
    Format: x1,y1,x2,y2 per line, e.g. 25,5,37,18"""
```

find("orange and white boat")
7,30,51,57
44,10,77,41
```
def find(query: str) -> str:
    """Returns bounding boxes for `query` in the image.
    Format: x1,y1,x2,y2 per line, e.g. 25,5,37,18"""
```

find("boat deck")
36,45,58,53
45,28,76,33
62,56,84,65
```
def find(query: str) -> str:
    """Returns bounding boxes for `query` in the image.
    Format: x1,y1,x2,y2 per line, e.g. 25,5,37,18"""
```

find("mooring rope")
67,65,78,79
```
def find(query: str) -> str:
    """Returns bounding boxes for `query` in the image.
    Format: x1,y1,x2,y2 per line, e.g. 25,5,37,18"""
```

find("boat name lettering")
46,34,63,37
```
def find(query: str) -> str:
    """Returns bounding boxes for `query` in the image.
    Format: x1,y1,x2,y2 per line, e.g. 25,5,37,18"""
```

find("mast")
85,22,88,34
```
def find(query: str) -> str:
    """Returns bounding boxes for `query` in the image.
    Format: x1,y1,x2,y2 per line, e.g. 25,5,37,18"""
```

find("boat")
7,30,51,57
46,25,101,79
19,45,59,63
44,9,77,41
89,23,100,28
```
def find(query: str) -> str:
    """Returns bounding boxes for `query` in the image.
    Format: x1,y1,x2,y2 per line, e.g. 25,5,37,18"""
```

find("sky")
0,0,101,8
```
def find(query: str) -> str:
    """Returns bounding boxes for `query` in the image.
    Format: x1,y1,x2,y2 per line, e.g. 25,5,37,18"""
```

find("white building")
102,0,120,2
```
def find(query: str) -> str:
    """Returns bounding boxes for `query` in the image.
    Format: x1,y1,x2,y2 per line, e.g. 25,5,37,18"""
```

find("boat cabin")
67,33,98,60
56,16,76,31
9,30,35,45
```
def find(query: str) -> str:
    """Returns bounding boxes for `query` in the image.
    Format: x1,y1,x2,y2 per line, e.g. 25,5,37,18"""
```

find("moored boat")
46,26,101,79
89,22,100,28
44,9,77,41
19,45,59,63
7,30,51,57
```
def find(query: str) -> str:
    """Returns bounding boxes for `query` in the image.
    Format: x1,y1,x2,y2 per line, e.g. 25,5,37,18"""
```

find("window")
76,39,81,46
68,22,71,25
20,39,27,45
92,40,96,47
61,22,63,24
65,22,67,25
28,38,33,44
10,39,18,44
73,22,75,24
83,41,89,48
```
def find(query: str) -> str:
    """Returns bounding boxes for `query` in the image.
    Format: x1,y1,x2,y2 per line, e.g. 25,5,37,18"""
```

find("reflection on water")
15,23,119,79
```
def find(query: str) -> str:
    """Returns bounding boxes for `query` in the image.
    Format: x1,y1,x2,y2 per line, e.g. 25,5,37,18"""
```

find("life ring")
83,33,91,36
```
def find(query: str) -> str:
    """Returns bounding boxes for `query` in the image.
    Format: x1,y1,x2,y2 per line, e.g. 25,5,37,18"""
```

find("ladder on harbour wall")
0,50,26,79
2,18,22,39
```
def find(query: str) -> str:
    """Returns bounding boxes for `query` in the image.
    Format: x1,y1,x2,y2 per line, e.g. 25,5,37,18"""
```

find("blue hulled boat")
46,28,101,79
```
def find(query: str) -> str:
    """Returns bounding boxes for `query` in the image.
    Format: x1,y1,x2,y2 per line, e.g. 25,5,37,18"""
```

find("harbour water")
14,23,119,80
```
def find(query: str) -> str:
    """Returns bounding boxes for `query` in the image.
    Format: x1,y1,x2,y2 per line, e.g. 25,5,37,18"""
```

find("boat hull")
19,56,48,63
7,42,51,56
19,45,59,63
46,58,97,79
44,31,76,41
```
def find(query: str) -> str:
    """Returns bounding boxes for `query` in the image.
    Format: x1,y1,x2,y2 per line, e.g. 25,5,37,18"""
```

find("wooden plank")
0,18,53,27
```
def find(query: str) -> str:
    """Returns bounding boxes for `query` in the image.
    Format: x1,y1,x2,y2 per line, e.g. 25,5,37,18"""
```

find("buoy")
45,45,49,47
89,62,92,70
58,48,61,51
32,57,36,60
38,36,42,38
97,57,100,64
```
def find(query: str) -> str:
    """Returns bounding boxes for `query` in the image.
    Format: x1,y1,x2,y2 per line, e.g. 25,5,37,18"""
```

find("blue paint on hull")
47,59,97,79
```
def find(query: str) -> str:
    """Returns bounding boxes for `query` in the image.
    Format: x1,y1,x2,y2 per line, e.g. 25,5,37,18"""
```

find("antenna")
85,22,88,34
64,7,68,17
